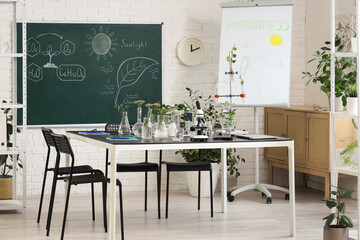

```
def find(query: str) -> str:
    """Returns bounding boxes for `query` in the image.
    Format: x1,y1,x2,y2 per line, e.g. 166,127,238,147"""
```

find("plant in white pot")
322,186,353,240
346,84,358,115
175,88,245,197
0,101,22,200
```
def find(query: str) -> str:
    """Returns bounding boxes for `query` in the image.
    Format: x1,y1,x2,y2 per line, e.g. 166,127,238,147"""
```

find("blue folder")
106,137,138,141
79,131,110,135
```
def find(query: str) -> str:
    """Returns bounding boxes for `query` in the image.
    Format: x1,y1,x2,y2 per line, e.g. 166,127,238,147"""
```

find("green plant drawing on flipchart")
114,57,159,104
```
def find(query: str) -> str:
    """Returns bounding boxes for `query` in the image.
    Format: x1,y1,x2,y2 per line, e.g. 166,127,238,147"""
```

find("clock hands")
190,44,200,52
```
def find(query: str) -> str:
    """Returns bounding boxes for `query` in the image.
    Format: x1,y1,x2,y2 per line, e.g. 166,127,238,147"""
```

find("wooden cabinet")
265,106,355,197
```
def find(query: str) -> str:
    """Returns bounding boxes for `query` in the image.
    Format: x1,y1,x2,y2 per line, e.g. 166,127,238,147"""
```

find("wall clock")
176,37,205,66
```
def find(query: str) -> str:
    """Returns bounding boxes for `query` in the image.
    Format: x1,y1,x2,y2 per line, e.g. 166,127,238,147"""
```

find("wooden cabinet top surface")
265,105,332,115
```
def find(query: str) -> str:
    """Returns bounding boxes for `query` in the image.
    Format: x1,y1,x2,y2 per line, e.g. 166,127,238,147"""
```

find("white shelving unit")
0,0,27,211
329,0,360,239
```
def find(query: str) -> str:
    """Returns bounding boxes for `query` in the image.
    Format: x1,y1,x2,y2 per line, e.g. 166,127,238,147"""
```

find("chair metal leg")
210,170,213,218
165,171,170,219
102,181,108,232
118,181,125,240
145,171,148,212
157,168,161,219
60,183,72,240
198,171,201,210
37,169,48,223
91,182,95,221
46,168,59,235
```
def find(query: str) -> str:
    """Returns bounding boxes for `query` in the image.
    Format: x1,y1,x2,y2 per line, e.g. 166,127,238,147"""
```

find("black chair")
48,133,124,240
162,151,213,218
37,127,96,223
105,123,161,219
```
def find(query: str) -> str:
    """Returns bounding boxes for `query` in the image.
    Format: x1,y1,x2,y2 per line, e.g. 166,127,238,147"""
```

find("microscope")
189,101,208,141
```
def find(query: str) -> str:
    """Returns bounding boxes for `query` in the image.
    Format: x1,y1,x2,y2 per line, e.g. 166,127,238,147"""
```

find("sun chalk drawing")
85,26,118,61
114,57,159,104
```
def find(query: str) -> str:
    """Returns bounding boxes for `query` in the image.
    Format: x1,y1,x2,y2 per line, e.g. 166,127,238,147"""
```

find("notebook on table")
236,134,278,140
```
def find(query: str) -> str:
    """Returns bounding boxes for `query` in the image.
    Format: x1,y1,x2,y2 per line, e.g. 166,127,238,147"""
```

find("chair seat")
116,162,158,172
164,161,212,172
49,165,94,175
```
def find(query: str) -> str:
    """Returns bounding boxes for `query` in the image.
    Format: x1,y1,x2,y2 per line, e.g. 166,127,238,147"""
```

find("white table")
66,132,295,239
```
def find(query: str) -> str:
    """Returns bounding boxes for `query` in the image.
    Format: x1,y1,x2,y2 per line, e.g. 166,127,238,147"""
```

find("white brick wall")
0,0,306,196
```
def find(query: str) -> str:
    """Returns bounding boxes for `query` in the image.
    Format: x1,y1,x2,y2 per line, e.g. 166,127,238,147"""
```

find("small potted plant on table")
322,185,353,240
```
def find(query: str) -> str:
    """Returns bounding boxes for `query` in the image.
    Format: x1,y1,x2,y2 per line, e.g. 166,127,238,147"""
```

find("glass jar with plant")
302,38,357,108
116,104,131,135
132,100,145,137
0,101,22,199
322,185,353,240
153,103,173,139
142,103,155,140
175,88,244,178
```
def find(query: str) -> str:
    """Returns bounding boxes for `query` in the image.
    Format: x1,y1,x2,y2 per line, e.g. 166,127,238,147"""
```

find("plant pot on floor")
347,97,358,115
323,226,348,240
0,175,13,199
186,162,221,198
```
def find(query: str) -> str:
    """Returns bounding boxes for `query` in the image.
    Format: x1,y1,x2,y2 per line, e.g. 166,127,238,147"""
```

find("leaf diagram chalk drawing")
114,57,159,104
85,26,118,61
149,67,159,80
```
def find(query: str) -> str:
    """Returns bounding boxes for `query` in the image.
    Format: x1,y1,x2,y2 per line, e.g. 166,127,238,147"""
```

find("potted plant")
302,38,357,110
0,101,22,200
322,186,353,240
346,84,358,115
175,88,245,197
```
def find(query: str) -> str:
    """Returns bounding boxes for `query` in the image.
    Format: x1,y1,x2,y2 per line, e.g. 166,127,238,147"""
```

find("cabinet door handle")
305,138,308,141
281,134,286,137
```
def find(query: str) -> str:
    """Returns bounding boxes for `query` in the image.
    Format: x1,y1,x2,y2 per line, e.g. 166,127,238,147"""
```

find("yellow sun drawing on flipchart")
270,33,283,46
85,26,118,61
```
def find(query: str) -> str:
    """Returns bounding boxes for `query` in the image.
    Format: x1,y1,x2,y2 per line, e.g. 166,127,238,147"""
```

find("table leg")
221,148,227,213
288,142,296,237
108,147,117,240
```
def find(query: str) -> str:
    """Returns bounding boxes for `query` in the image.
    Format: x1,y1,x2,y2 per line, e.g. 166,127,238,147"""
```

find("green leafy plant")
226,44,237,64
321,185,353,231
347,84,358,97
133,100,145,107
175,88,245,178
0,100,22,177
340,119,358,167
302,39,357,106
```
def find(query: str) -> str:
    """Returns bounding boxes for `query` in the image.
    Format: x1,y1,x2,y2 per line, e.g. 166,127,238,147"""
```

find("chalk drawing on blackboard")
42,45,60,68
122,94,139,105
27,37,41,57
100,62,113,74
100,79,115,95
56,64,86,82
85,26,118,61
35,32,63,40
27,63,43,82
149,67,159,80
114,57,159,104
60,40,76,56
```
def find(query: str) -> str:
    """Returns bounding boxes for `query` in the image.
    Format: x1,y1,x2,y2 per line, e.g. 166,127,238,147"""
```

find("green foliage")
175,88,244,178
321,185,353,230
0,100,22,177
302,39,357,107
226,44,237,64
347,84,358,97
340,119,358,167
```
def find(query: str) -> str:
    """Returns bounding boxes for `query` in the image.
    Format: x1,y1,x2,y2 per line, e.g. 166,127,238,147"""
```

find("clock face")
176,37,205,66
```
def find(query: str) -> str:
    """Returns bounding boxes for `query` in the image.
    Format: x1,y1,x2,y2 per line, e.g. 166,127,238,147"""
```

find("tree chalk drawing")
42,45,60,68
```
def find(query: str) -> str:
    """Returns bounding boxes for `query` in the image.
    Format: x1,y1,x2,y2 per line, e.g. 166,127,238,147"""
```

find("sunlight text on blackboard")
121,39,148,51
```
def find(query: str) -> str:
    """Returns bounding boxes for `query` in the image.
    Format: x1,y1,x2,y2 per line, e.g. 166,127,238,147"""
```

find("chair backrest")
50,133,74,156
41,127,55,147
105,123,120,132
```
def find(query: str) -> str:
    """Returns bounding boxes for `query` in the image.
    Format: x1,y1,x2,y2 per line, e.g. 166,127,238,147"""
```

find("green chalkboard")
17,23,162,125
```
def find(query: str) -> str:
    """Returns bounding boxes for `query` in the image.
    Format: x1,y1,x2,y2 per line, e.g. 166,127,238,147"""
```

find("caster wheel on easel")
266,197,272,204
228,195,235,202
285,193,289,200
